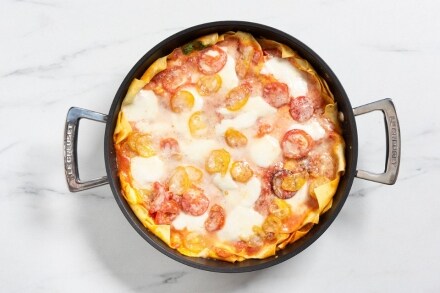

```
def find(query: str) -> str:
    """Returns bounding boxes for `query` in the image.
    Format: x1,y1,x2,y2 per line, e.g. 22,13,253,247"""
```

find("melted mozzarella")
217,52,239,93
216,177,263,241
179,139,217,165
122,90,159,121
217,207,264,242
172,212,209,233
248,135,281,167
288,118,326,140
130,156,164,188
261,57,308,98
213,172,238,191
216,96,277,135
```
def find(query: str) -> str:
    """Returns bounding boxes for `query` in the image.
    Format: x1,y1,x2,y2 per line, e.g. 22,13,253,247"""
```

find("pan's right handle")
64,107,109,192
353,98,401,185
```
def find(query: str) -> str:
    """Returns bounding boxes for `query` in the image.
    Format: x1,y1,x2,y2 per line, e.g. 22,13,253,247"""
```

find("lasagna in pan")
113,32,345,262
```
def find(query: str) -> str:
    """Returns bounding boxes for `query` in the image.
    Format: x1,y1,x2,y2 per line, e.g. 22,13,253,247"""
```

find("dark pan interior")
104,21,358,273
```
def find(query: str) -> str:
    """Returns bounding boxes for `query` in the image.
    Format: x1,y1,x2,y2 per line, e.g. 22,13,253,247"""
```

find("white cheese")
216,177,263,241
130,156,165,188
213,173,238,191
218,52,239,93
172,212,209,233
288,118,326,140
217,206,264,241
215,96,277,135
179,139,217,165
122,90,159,122
248,135,281,167
261,57,308,98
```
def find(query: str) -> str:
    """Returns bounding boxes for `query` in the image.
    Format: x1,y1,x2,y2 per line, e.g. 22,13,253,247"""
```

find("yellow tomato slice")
185,166,203,183
230,161,253,183
281,171,308,192
196,74,222,96
132,133,155,157
188,111,208,137
224,128,247,148
170,90,195,113
168,166,190,195
225,85,250,111
205,149,231,175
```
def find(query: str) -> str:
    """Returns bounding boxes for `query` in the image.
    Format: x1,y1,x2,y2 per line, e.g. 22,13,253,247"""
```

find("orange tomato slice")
170,90,195,113
188,111,208,137
225,85,250,111
196,74,222,96
230,161,253,183
224,128,247,148
205,149,231,175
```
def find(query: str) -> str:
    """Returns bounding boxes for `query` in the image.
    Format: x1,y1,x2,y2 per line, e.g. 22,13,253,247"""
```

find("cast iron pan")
63,21,401,273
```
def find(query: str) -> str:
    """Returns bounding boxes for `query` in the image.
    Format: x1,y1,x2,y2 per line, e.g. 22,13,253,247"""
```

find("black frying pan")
63,21,401,273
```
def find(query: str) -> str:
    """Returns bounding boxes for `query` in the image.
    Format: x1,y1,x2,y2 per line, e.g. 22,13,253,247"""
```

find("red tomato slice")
263,82,290,108
150,182,168,213
289,95,314,122
160,138,180,159
181,188,210,216
197,46,227,75
204,204,225,232
161,66,190,93
281,129,313,159
154,200,180,224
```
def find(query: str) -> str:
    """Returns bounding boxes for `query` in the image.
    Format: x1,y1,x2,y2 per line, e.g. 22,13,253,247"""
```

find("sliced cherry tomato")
188,111,208,137
263,82,290,108
230,161,253,183
224,128,247,148
168,166,190,195
185,166,203,183
289,95,314,122
280,171,308,192
170,90,194,113
127,132,155,158
161,66,190,93
160,137,180,159
181,188,210,216
225,85,250,111
281,129,313,159
197,45,227,75
196,74,222,96
150,182,169,213
136,136,156,158
205,149,231,175
154,200,180,224
272,169,307,199
256,122,273,137
204,204,225,232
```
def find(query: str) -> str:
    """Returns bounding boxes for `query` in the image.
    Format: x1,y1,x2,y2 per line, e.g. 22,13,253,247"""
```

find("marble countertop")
1,0,439,292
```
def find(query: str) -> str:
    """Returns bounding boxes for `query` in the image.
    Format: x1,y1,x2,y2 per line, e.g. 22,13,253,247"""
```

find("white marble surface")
1,0,439,292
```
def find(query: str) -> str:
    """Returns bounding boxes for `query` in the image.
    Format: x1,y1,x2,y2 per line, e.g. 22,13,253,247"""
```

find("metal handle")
353,98,401,185
64,107,109,192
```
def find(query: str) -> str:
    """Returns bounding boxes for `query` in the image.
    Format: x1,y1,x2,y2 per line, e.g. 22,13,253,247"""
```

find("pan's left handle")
64,107,109,192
